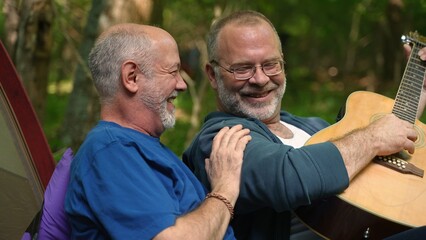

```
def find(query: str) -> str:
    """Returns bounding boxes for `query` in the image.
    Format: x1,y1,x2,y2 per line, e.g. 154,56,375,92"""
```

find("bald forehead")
216,20,280,53
100,23,171,40
219,18,271,36
220,19,279,42
226,15,269,28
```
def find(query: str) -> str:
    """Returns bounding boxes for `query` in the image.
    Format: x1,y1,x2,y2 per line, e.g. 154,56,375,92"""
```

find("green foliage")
43,90,69,154
0,1,4,41
162,121,193,157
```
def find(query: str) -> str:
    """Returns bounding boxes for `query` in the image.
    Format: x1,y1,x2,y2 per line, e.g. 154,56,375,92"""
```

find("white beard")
216,76,286,120
159,101,176,129
141,90,177,129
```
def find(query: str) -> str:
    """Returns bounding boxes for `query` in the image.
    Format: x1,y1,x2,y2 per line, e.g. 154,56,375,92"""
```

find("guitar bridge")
374,155,424,178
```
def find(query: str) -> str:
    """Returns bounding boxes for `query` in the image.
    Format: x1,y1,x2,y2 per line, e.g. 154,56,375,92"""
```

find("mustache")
239,83,278,95
168,91,178,99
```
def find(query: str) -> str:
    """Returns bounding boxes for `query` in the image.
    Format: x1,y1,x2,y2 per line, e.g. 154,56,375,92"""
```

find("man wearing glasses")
183,10,426,239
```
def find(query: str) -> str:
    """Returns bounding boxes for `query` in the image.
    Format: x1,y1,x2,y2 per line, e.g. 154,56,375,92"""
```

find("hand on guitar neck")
404,45,426,118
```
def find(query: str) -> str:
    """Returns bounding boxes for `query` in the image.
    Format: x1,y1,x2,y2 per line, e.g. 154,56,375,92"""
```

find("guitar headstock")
401,31,426,46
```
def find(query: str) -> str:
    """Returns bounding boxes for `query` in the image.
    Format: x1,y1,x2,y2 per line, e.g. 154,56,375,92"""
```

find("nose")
248,65,269,86
176,73,187,91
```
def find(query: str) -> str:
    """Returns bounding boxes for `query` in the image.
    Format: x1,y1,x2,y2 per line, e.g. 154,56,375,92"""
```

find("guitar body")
296,91,426,239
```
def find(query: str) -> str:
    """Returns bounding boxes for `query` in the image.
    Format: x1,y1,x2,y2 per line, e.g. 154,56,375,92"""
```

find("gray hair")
206,10,282,62
88,27,154,104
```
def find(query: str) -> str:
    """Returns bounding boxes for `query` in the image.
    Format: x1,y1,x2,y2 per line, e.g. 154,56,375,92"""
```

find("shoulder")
184,112,276,159
195,112,274,146
203,111,270,133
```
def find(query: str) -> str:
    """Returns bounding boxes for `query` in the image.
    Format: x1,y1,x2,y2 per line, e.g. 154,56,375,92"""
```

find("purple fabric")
20,232,31,240
38,148,73,240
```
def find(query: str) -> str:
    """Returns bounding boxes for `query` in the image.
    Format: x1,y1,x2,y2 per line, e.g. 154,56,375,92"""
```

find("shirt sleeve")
184,118,349,214
237,132,348,213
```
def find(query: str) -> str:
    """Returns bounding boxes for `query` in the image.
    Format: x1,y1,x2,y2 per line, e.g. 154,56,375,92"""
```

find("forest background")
1,0,426,160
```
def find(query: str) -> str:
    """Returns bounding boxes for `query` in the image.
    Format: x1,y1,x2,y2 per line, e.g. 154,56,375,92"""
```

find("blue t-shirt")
65,121,235,239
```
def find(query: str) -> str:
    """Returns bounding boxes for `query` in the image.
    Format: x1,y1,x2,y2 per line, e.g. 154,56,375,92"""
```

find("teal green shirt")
183,111,349,240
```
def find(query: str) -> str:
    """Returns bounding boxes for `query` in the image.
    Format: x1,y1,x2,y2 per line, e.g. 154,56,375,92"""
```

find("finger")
403,44,411,59
405,126,417,154
405,140,415,154
212,126,230,153
419,47,426,61
224,127,250,150
205,158,211,172
235,135,252,153
407,128,418,142
216,124,244,149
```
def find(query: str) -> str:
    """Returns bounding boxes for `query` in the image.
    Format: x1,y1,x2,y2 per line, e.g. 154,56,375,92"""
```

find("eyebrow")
230,58,282,66
165,62,181,71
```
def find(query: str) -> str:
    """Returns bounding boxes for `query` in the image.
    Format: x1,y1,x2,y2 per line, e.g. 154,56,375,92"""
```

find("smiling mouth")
166,96,176,105
244,91,271,98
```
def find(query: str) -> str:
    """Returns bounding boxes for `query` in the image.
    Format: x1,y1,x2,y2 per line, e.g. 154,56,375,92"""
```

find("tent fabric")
0,40,55,239
0,40,55,188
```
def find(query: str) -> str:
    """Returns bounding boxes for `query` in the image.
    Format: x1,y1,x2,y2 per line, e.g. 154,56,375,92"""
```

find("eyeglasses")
210,60,284,80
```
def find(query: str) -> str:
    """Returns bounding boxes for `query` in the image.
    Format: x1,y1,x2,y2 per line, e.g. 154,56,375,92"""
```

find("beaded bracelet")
205,192,234,219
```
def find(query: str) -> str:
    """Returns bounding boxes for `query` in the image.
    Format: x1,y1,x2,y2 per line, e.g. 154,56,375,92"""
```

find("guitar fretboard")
393,36,426,124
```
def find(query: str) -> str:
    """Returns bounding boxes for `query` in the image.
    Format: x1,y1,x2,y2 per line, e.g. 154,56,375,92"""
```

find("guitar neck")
392,34,426,124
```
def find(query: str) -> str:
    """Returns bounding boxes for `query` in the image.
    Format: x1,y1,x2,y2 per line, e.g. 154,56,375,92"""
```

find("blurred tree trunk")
99,0,153,28
61,0,107,150
13,0,53,124
3,0,19,53
183,40,209,149
150,0,164,26
377,0,405,90
345,0,372,74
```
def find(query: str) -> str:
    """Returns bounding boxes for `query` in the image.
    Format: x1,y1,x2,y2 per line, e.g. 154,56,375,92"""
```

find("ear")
121,61,139,93
205,63,218,90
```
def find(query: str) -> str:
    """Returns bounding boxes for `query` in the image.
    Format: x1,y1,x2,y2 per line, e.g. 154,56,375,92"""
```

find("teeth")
249,93,268,98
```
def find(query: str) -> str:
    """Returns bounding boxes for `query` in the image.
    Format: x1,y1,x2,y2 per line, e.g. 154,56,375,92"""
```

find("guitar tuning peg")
401,35,412,43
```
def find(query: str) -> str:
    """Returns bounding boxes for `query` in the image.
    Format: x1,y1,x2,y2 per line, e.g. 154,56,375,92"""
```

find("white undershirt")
276,121,311,148
275,121,322,240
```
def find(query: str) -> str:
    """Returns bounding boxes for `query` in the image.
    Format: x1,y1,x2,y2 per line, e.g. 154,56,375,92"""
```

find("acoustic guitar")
295,32,426,240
